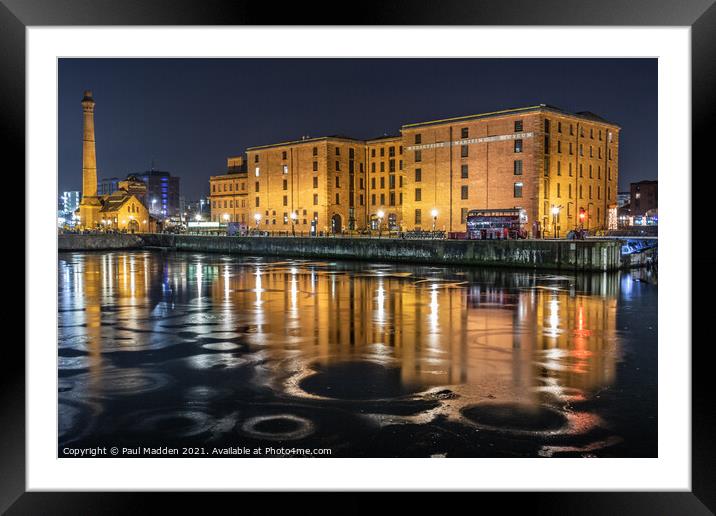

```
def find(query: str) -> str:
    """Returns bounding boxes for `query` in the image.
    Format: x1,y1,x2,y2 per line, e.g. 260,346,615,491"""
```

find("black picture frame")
5,0,714,512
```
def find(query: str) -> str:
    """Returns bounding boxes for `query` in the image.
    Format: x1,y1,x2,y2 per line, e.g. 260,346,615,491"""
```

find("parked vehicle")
465,208,528,240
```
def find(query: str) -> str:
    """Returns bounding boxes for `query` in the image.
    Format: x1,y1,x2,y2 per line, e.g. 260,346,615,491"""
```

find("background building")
210,104,620,235
133,169,181,219
58,191,80,215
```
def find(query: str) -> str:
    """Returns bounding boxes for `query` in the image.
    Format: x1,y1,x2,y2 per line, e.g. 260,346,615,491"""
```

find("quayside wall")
132,234,623,271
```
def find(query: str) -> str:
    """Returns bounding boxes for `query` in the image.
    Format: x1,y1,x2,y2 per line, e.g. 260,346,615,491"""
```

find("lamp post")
431,208,438,233
290,211,297,236
377,210,384,238
551,205,561,239
254,213,261,234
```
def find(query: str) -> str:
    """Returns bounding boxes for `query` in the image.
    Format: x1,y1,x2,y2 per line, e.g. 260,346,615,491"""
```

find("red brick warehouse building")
211,104,620,236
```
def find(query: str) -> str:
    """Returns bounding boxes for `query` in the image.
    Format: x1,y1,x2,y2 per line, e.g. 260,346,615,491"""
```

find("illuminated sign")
406,132,534,151
188,221,221,228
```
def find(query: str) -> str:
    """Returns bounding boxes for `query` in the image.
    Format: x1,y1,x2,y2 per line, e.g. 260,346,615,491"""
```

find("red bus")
465,208,528,240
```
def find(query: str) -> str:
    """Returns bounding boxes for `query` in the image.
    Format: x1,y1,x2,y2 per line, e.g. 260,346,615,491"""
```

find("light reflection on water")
58,251,657,457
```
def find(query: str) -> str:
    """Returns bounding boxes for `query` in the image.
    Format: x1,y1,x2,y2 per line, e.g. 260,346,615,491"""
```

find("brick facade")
210,105,620,235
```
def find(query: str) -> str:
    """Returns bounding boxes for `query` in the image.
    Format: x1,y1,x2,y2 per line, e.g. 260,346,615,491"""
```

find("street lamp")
551,205,561,239
377,210,385,238
290,211,297,236
431,208,438,232
195,213,202,221
223,213,230,222
254,213,261,234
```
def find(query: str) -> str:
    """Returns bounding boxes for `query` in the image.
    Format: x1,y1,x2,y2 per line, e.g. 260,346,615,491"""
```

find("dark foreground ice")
57,251,657,457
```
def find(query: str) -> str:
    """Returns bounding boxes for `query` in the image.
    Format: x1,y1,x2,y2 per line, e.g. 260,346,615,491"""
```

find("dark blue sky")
59,58,657,199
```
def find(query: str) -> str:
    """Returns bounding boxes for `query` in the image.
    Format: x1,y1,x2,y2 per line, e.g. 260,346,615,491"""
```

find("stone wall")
140,234,623,271
58,233,144,251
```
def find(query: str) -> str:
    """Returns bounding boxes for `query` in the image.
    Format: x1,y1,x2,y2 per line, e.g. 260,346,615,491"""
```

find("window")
371,177,376,189
380,193,385,205
389,159,395,173
282,151,287,160
461,185,469,200
371,194,376,205
557,140,561,153
461,164,468,178
349,148,355,159
558,121,562,133
336,176,340,188
415,134,421,144
359,194,364,205
415,168,422,182
579,185,583,199
283,195,288,206
514,139,523,153
569,163,573,176
557,183,561,198
569,184,572,198
389,146,395,157
514,182,523,198
313,161,318,172
590,146,593,158
579,164,583,177
313,194,318,205
461,145,468,158
389,175,395,189
569,124,574,135
514,160,523,175
544,179,549,199
557,161,561,176
255,167,260,177
544,156,550,176
590,128,594,139
336,193,340,204
336,161,340,171
380,177,385,189
544,119,550,133
461,208,468,224
514,120,523,132
255,196,260,207
312,147,318,156
371,163,376,173
415,150,422,162
313,176,318,188
415,209,422,225
254,154,259,163
255,181,260,192
579,144,583,156
461,127,469,138
380,162,385,173
283,179,288,190
589,185,592,199
569,142,573,155
335,147,340,156
371,149,376,157
389,192,395,206
415,188,422,201
589,165,593,178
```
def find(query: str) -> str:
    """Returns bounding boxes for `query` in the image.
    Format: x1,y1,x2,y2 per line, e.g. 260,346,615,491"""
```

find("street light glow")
377,210,384,219
431,209,438,218
254,213,261,222
551,206,560,216
222,213,229,221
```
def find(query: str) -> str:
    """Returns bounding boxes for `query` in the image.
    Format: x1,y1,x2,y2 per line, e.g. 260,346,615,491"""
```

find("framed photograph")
6,0,714,512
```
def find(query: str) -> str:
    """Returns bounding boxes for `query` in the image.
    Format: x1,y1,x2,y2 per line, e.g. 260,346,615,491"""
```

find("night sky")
58,58,657,199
